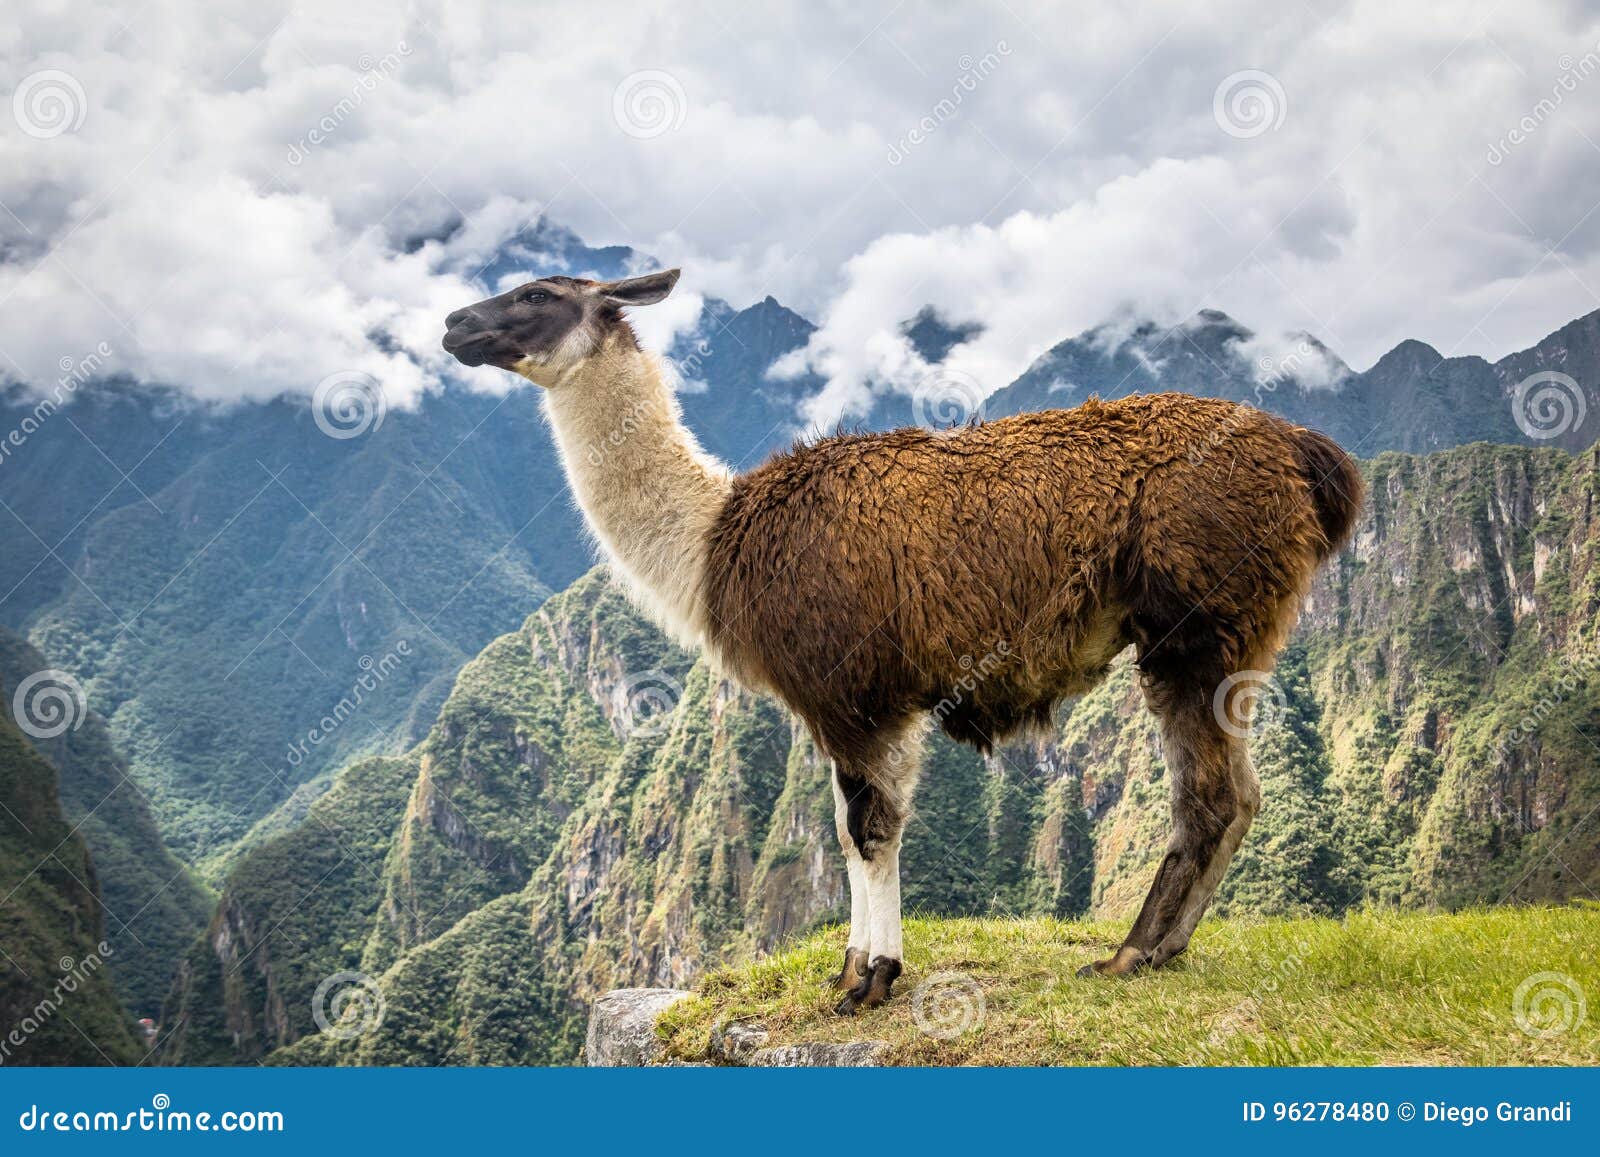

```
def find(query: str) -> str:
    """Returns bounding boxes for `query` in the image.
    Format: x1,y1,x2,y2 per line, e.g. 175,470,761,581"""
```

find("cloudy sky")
4,0,1600,419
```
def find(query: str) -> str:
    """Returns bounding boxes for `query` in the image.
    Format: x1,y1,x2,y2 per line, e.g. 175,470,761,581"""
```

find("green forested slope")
12,390,562,875
0,628,210,1018
0,694,143,1065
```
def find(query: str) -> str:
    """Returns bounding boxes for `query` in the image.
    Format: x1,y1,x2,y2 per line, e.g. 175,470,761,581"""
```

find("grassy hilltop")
659,907,1600,1066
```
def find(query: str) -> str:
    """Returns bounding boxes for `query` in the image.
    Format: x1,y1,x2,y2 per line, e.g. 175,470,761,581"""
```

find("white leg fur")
831,768,871,952
864,833,904,963
846,849,871,952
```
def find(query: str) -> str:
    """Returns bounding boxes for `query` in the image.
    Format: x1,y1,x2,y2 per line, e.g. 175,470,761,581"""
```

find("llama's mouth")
442,328,512,369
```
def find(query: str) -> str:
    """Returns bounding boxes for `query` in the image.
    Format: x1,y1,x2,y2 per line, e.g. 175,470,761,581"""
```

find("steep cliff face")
158,753,414,1064
165,443,1600,1066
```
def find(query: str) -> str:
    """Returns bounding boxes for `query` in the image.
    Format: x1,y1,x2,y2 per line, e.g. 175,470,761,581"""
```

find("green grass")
658,906,1600,1066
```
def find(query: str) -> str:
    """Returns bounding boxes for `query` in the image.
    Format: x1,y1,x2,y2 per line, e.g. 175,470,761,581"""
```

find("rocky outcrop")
584,989,888,1067
745,1042,889,1067
583,989,691,1066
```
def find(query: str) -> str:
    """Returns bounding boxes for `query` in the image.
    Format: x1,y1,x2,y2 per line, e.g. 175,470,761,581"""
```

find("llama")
442,269,1363,1013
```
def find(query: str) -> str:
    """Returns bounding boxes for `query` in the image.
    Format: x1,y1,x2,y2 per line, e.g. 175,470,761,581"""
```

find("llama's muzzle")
442,313,498,366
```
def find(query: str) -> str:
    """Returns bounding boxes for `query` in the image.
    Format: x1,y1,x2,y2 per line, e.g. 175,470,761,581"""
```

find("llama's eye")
522,290,548,304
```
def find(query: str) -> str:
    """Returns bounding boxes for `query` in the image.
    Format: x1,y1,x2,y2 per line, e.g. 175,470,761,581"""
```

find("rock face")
746,1042,890,1067
982,305,1600,455
584,989,887,1067
584,989,692,1066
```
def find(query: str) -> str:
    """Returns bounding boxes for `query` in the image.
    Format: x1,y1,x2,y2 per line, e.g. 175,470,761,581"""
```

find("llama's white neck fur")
525,335,732,647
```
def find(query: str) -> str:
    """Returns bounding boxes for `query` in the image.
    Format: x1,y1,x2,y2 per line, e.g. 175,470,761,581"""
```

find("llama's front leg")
830,766,871,990
835,827,903,1013
832,758,913,1015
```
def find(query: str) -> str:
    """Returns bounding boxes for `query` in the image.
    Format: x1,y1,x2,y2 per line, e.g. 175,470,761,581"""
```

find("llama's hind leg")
830,765,871,991
1080,674,1260,978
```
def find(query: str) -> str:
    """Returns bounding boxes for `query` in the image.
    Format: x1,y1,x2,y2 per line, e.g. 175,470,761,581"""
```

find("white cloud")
0,0,1597,416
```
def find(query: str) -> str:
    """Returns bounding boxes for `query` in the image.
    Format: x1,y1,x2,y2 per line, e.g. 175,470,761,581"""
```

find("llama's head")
442,269,680,385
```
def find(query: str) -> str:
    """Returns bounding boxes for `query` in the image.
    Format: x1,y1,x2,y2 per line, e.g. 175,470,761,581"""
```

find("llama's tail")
1292,426,1364,562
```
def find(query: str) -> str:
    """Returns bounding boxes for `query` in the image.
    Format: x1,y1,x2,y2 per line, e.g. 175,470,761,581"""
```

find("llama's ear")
600,268,680,307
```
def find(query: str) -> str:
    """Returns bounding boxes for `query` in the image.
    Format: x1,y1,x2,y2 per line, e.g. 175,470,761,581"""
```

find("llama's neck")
535,337,733,647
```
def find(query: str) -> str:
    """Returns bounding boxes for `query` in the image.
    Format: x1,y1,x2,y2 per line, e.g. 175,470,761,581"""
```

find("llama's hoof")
1077,946,1147,978
831,946,870,992
833,956,902,1015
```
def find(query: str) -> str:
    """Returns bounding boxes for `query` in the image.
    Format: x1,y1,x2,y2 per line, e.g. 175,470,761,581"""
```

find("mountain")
471,218,639,287
0,627,210,1018
981,308,1600,456
671,296,821,466
900,306,984,363
0,667,145,1065
0,384,571,876
159,441,1600,1065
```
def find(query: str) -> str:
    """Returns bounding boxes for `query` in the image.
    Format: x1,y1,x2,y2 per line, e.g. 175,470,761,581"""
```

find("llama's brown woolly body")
702,393,1362,773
